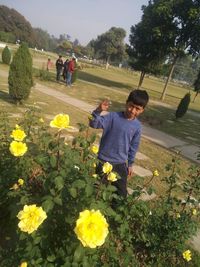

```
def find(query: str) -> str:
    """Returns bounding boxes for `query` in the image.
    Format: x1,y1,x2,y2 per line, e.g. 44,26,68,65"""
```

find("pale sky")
0,0,149,45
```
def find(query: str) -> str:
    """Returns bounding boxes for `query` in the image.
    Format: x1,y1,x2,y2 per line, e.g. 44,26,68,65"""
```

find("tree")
92,27,126,67
2,45,11,64
175,93,191,119
128,0,200,98
8,43,33,103
193,68,200,102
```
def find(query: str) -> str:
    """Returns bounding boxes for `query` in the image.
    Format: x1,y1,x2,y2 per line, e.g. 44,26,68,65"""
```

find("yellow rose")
50,114,70,129
90,145,99,154
74,209,109,248
102,162,113,174
9,141,28,157
20,262,28,267
176,213,181,218
17,204,47,234
153,170,159,177
10,128,26,141
18,178,24,186
182,250,192,262
107,172,117,182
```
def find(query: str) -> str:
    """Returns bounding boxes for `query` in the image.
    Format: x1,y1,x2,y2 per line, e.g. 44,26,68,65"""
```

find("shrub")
2,45,11,64
175,92,191,119
8,43,33,104
0,109,199,266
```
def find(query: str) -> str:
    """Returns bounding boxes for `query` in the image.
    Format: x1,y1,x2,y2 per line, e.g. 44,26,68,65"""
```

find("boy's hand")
97,100,110,112
128,166,134,177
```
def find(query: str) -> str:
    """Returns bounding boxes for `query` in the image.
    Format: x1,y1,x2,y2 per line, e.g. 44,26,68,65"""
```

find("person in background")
89,89,149,198
46,58,52,71
63,59,69,80
66,57,76,87
55,55,63,81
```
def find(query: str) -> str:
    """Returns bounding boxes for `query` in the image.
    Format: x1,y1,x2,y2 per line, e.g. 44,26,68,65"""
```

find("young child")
89,89,149,197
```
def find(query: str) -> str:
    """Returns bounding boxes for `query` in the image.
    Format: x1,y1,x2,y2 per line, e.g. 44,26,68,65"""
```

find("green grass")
0,45,199,193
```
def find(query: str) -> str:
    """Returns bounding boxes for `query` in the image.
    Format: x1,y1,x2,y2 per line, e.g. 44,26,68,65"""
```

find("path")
35,83,200,164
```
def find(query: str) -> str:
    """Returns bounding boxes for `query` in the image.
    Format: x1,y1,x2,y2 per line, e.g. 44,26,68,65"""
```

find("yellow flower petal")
20,262,28,267
9,141,28,157
50,114,70,129
182,250,192,262
17,204,47,234
18,178,24,186
90,145,99,154
153,170,159,177
10,129,26,141
107,172,117,182
74,209,109,248
102,162,113,174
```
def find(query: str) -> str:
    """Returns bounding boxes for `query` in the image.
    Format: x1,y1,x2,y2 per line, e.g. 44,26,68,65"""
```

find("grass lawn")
0,46,199,196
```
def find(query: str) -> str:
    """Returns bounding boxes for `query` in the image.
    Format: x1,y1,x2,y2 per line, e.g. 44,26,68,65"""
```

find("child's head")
127,89,149,108
125,89,149,120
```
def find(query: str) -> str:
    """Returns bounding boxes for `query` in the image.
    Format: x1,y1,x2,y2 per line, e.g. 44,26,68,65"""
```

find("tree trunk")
160,56,178,101
137,71,145,89
105,56,110,70
193,91,199,103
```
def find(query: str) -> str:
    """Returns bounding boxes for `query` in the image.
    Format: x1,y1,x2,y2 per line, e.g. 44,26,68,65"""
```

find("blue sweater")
89,110,141,166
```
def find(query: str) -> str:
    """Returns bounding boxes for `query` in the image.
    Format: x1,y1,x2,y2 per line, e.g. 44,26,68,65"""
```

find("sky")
0,0,149,45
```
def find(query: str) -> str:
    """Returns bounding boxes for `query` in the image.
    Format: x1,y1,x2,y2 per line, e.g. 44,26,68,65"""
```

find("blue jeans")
67,72,72,86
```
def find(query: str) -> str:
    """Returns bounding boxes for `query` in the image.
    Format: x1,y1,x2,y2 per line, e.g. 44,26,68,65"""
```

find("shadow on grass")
0,90,14,104
78,71,133,91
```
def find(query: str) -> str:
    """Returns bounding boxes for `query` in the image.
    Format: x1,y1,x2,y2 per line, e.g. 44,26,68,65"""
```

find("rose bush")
0,107,199,266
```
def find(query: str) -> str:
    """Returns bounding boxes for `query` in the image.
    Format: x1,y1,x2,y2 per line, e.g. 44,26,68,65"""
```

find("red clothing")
68,60,75,73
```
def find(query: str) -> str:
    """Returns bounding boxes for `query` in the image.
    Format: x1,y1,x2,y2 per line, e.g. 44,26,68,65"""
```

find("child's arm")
128,129,141,177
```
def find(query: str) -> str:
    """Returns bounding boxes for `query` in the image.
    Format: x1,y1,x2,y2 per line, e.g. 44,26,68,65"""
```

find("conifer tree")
8,43,33,103
2,45,11,64
175,93,191,119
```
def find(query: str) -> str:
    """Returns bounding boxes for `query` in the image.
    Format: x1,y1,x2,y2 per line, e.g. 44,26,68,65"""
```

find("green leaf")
47,254,56,262
54,196,62,205
55,176,64,190
69,188,77,198
42,199,54,212
50,155,57,168
85,185,93,197
72,179,86,189
73,245,85,263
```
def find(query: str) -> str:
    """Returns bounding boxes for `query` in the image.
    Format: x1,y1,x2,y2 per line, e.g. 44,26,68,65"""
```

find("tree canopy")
92,27,127,64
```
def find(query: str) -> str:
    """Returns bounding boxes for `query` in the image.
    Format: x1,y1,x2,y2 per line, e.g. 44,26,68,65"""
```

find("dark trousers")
96,161,128,197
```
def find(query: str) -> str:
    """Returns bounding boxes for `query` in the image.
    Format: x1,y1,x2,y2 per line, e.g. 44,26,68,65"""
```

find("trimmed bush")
175,93,191,119
8,43,33,103
2,45,11,64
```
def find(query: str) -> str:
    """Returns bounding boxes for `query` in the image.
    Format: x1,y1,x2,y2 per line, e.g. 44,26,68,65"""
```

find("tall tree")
193,68,200,102
8,43,33,104
128,0,200,98
92,27,126,67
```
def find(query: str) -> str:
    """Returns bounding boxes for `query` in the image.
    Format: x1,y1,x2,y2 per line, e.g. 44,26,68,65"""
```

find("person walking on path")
62,59,69,80
55,55,63,81
46,58,52,71
66,57,76,87
89,89,149,197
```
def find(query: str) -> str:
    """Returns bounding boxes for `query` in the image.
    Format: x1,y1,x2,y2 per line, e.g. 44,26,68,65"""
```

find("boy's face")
125,102,144,120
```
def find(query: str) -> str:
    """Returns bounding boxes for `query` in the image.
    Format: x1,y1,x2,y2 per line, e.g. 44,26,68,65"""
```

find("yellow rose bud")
39,118,44,123
176,213,181,218
93,163,96,168
182,250,192,262
192,209,197,216
18,178,24,186
10,183,19,190
20,262,28,267
88,115,93,120
92,174,98,178
153,170,159,177
90,145,99,154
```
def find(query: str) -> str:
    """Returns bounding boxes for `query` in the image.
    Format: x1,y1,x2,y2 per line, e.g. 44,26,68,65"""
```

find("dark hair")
127,89,149,108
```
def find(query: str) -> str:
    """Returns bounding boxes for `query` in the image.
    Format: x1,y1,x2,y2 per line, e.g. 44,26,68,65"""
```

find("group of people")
55,55,76,87
46,55,76,87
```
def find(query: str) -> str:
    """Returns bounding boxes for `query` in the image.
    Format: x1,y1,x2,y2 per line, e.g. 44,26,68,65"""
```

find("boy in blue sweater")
89,89,149,197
